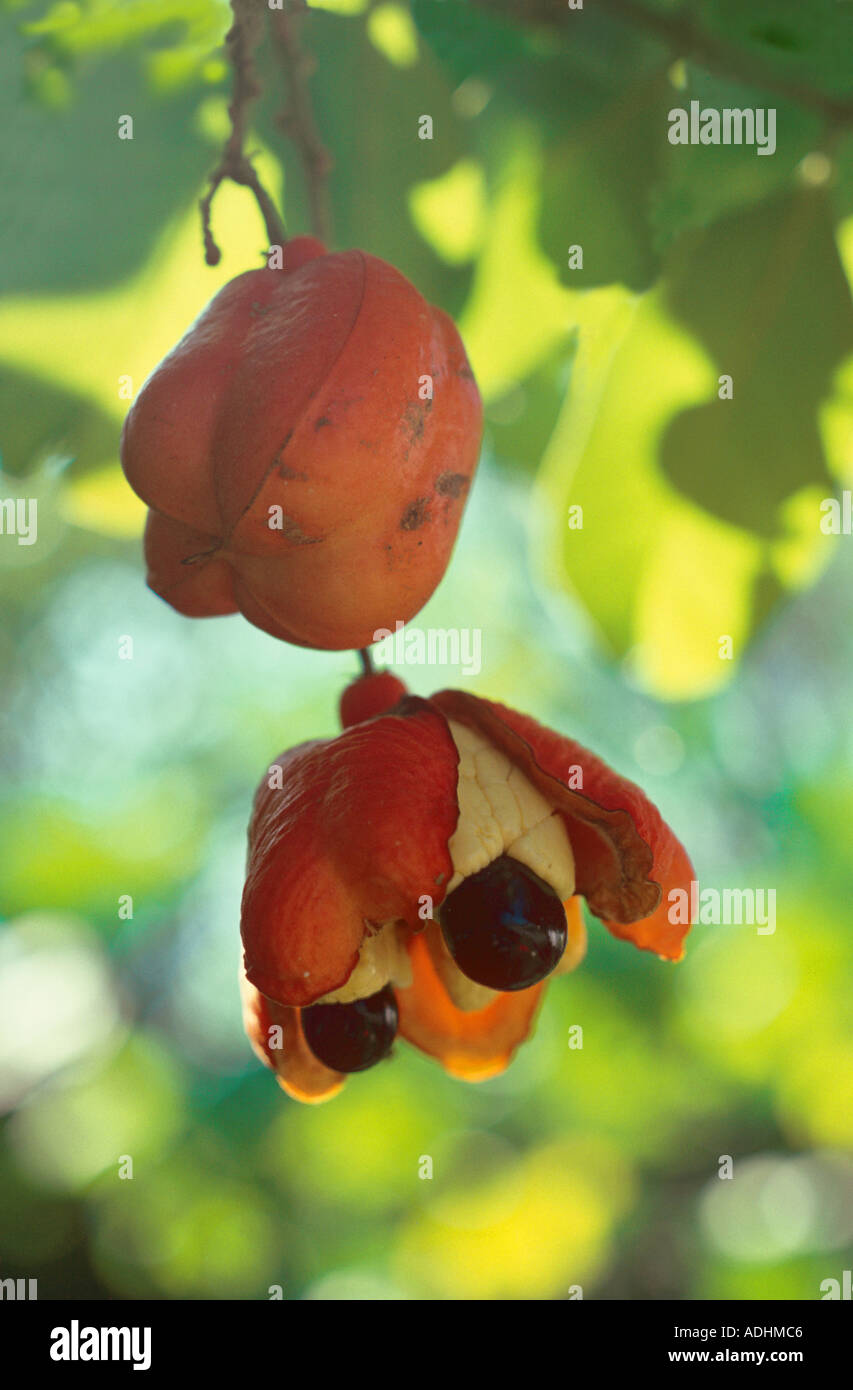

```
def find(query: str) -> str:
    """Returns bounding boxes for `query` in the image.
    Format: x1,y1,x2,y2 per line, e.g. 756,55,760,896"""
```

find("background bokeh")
1,0,852,1300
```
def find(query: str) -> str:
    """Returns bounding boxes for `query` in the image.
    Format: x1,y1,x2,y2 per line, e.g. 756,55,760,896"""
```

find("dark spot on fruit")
279,515,322,545
403,402,428,441
401,498,430,531
302,985,398,1073
318,397,362,428
438,854,567,991
458,364,475,380
435,471,469,499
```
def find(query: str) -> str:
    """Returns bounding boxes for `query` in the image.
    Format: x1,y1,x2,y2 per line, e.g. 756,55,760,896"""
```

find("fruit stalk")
270,0,334,247
200,0,288,265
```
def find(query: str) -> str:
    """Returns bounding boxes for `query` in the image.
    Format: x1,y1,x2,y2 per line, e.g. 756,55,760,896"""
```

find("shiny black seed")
302,984,398,1073
438,854,567,991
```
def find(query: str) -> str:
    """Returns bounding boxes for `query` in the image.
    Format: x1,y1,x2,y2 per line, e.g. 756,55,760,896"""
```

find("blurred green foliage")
1,0,852,1300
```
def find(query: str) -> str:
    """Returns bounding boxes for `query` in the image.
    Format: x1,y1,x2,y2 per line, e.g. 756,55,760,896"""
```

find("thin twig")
269,0,334,245
199,0,288,265
358,648,375,678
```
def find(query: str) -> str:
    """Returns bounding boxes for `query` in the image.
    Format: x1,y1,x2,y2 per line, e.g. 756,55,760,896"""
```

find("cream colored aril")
317,718,576,1008
318,920,413,1005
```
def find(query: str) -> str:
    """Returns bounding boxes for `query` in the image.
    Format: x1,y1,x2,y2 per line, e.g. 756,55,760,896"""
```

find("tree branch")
199,0,288,266
474,0,853,128
600,0,853,126
269,0,334,246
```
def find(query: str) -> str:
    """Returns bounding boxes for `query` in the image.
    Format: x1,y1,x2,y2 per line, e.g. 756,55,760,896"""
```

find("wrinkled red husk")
240,684,694,1097
241,968,344,1103
121,239,482,650
240,699,459,1007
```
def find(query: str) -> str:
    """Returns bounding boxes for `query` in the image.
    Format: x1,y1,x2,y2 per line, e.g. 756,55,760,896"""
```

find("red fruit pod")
239,683,696,1101
120,237,482,650
339,669,408,727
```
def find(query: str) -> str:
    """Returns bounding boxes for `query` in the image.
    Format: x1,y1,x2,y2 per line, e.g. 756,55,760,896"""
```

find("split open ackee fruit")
240,671,695,1101
120,236,482,650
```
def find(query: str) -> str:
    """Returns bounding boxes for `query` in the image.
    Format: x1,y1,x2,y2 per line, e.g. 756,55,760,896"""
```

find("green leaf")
255,10,471,316
0,17,216,293
660,190,853,535
412,0,664,126
485,347,574,479
533,283,836,699
413,0,672,305
536,287,717,654
538,72,671,292
411,0,525,87
0,366,117,476
829,130,853,223
652,72,820,249
455,133,574,400
696,0,853,101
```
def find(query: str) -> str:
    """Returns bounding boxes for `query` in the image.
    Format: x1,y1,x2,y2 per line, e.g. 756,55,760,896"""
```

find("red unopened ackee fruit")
120,236,482,650
339,669,407,727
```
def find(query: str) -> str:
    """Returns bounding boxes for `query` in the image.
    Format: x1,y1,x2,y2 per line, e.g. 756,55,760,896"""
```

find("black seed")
302,984,398,1073
438,854,567,991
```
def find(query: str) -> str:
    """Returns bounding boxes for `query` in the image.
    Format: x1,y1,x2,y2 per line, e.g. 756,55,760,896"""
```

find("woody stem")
269,0,334,245
199,0,288,266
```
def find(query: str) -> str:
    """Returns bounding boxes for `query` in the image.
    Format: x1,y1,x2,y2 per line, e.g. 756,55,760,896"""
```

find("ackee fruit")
240,672,695,1102
120,236,482,651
